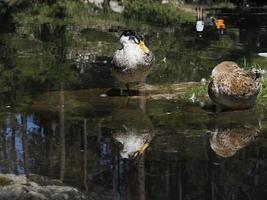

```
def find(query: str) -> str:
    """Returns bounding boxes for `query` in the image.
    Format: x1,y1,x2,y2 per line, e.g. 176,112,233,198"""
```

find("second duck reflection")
208,110,260,158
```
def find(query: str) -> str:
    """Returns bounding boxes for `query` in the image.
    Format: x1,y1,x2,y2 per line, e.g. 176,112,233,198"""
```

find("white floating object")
258,53,267,57
196,20,204,32
189,93,196,103
200,78,207,85
5,105,11,108
100,94,107,97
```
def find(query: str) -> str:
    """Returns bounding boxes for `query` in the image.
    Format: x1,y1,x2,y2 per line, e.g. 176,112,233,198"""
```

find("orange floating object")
215,19,225,29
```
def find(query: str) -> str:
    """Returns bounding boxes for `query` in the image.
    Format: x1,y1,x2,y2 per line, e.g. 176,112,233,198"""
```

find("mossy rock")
0,176,12,187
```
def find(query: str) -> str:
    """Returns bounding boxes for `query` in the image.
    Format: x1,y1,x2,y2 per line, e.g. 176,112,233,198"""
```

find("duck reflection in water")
114,125,152,159
208,111,260,158
108,96,152,199
111,97,154,159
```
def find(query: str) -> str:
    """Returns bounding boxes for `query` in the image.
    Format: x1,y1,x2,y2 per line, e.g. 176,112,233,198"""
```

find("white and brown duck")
112,30,154,95
208,61,263,110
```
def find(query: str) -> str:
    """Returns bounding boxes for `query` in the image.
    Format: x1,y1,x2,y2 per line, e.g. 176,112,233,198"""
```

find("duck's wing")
216,70,261,97
112,49,129,70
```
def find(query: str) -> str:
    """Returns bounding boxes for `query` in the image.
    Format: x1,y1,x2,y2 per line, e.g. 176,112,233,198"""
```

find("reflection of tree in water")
0,100,266,199
114,157,146,200
0,96,153,199
0,20,82,101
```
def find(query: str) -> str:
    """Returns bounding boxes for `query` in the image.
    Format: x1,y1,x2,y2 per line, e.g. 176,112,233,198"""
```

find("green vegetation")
13,0,90,26
9,0,194,29
124,0,194,25
0,176,12,187
261,78,267,97
188,84,208,99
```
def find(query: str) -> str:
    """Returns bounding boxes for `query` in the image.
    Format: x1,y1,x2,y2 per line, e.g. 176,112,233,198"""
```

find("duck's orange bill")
139,41,150,54
139,143,149,155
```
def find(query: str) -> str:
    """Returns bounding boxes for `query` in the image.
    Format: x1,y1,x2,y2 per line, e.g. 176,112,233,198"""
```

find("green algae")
0,176,12,187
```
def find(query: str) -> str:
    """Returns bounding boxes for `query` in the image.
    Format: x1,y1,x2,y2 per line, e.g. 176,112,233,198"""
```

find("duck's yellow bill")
138,143,149,155
139,41,150,54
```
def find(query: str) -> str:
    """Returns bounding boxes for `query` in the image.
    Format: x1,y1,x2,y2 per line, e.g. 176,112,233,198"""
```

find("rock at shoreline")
0,174,86,200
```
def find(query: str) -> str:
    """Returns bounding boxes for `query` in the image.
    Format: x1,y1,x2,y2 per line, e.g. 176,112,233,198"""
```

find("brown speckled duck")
208,61,263,110
112,30,154,94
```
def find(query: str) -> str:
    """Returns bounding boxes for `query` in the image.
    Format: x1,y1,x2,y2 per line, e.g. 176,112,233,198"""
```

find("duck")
208,61,262,110
112,30,154,95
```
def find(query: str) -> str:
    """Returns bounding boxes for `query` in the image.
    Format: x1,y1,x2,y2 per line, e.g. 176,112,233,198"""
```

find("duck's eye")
133,37,140,44
129,35,139,44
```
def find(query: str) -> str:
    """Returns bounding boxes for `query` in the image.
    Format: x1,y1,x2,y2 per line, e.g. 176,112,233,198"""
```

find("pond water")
1,4,267,200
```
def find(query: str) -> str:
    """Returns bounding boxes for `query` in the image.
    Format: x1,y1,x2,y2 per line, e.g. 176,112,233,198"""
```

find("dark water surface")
1,5,267,200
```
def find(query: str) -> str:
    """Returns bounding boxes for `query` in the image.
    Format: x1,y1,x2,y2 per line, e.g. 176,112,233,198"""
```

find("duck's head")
250,67,266,80
119,30,150,54
211,61,239,77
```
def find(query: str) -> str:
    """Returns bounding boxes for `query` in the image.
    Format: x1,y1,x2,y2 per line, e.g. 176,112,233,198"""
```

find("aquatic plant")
188,84,207,98
261,78,267,97
0,176,12,187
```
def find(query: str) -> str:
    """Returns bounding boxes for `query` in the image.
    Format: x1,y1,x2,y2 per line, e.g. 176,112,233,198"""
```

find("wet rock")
0,174,86,200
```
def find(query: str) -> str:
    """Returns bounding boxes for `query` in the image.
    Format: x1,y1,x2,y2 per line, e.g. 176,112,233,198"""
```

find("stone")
0,174,87,200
